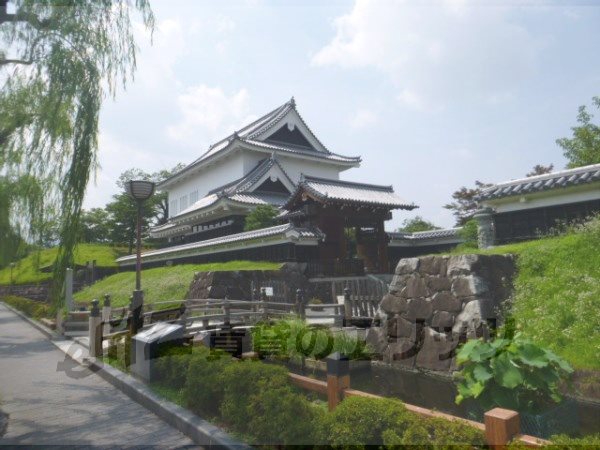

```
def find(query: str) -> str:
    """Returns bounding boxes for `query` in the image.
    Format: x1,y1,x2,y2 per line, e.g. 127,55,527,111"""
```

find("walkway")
0,303,196,447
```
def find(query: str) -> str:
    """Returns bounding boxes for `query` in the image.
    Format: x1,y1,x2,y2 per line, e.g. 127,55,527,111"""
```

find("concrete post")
65,268,74,311
343,287,352,325
89,299,103,358
325,352,350,411
102,294,112,337
484,408,521,448
296,289,305,320
474,207,495,249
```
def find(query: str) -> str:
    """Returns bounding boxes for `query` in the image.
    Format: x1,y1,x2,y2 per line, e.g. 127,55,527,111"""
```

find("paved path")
0,303,196,447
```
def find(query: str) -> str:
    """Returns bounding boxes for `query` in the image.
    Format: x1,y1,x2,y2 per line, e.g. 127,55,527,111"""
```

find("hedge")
1,295,51,320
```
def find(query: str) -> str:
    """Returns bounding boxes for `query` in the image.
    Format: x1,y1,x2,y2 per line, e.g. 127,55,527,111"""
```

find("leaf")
456,339,481,364
493,352,523,389
518,343,549,368
471,381,485,398
473,364,493,382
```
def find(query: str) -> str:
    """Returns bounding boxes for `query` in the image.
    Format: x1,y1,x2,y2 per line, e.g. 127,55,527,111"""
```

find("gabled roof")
118,223,324,265
158,98,361,189
478,163,600,201
285,175,417,210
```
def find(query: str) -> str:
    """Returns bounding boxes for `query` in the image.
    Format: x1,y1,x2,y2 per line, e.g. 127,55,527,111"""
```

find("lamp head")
126,180,155,202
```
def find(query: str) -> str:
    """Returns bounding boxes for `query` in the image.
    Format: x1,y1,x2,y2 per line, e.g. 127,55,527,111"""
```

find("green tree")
397,215,441,233
117,163,185,225
244,205,279,231
0,0,154,307
105,193,155,253
444,180,492,226
79,208,111,244
557,96,600,168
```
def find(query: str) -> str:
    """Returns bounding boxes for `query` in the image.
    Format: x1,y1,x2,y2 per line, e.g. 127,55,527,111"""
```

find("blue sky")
87,0,600,229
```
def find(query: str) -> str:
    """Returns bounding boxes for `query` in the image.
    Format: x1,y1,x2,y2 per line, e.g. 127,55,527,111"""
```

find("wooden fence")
287,355,548,448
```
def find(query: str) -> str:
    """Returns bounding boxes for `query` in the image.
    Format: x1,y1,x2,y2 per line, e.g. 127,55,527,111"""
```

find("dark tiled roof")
389,227,462,241
478,163,600,201
286,175,417,210
158,99,360,188
117,224,323,264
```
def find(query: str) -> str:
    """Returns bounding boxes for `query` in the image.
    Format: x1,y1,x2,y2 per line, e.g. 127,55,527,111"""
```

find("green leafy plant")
252,318,372,361
455,334,573,413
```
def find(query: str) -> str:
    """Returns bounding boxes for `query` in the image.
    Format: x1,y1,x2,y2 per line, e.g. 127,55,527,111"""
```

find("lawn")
450,218,600,370
0,244,127,285
74,260,282,309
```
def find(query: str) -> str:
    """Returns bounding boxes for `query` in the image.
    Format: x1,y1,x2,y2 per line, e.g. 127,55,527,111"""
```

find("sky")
86,0,600,229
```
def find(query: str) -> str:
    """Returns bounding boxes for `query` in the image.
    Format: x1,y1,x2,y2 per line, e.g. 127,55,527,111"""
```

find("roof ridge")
302,175,394,192
484,163,600,190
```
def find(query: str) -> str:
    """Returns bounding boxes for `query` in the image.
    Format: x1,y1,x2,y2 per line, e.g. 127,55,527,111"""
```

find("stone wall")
186,263,309,301
366,254,515,372
0,284,51,302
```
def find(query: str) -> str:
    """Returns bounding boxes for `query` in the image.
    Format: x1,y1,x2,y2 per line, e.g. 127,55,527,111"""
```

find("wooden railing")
287,356,549,448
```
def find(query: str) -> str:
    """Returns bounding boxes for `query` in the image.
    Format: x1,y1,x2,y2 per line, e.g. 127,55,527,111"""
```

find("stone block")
419,256,448,276
380,294,409,314
426,276,452,291
431,291,462,312
383,338,417,368
447,254,480,276
431,311,455,330
387,315,415,338
395,257,420,275
405,298,433,322
365,327,388,357
451,275,489,298
389,274,409,294
403,275,429,298
415,327,456,371
452,299,495,335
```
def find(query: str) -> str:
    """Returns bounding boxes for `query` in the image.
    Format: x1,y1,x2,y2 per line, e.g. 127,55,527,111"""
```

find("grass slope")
74,261,282,309
451,218,600,370
0,244,126,285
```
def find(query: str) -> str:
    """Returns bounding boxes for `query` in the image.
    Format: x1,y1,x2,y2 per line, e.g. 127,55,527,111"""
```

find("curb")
0,302,251,449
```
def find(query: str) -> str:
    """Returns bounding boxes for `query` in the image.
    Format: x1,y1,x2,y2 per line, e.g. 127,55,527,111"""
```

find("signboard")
264,287,274,297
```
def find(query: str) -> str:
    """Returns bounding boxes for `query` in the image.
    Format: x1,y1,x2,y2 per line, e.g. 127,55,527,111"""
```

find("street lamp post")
125,180,155,335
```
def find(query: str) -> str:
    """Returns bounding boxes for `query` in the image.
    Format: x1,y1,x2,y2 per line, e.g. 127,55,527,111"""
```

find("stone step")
64,321,89,331
68,311,90,321
63,330,88,338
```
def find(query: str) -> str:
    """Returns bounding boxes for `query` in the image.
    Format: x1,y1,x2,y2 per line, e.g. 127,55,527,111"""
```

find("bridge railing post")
343,287,352,325
484,408,521,448
102,294,111,336
326,352,350,411
296,288,305,320
89,299,103,358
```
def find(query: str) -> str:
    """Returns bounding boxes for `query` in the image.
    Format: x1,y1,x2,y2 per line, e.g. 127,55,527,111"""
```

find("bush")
244,385,323,445
105,332,132,372
220,360,290,433
183,348,232,418
383,417,485,449
2,295,51,319
318,396,416,446
154,344,194,389
455,334,573,413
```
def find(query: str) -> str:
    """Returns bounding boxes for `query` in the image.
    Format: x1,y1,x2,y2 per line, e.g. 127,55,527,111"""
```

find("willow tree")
0,0,154,308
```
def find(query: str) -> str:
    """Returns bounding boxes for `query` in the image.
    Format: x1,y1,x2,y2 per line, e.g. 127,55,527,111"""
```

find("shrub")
105,332,132,372
183,348,232,418
318,396,416,446
244,385,323,445
383,417,485,449
154,344,194,388
252,319,372,361
455,334,573,413
2,295,51,319
220,360,290,433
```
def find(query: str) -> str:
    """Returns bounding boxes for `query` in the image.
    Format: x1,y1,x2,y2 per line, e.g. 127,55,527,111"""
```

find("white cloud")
166,86,256,146
350,108,378,128
313,0,539,111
